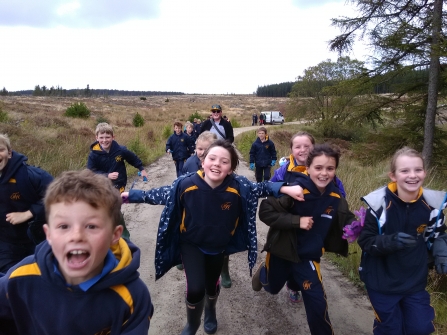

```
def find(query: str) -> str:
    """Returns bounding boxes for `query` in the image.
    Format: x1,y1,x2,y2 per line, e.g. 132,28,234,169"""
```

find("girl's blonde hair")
390,147,425,174
290,131,315,148
196,131,217,143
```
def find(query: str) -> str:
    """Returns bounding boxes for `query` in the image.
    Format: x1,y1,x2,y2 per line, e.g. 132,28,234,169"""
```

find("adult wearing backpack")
0,134,53,273
199,104,234,144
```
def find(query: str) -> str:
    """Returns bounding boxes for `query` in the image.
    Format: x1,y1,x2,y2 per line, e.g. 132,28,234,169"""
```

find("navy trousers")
259,253,334,335
255,166,271,183
367,288,435,335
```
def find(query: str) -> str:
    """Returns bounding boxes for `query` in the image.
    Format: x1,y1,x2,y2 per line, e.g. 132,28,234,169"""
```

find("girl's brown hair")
306,143,341,168
203,139,239,172
290,131,315,148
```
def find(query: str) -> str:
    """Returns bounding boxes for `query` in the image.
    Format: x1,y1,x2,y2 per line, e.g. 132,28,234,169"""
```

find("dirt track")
122,124,374,335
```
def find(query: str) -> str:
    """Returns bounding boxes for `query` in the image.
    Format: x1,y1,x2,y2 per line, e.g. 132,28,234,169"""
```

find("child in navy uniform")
0,169,153,335
87,122,148,194
182,131,217,175
0,134,53,273
249,127,277,182
358,147,447,335
122,140,304,335
166,121,194,177
253,144,355,335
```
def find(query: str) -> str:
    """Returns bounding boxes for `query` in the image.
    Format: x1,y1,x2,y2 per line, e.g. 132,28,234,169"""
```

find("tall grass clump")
188,111,202,122
162,124,172,139
64,102,90,118
230,118,241,128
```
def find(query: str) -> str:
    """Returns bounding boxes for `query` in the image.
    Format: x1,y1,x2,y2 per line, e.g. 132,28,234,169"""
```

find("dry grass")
0,95,287,177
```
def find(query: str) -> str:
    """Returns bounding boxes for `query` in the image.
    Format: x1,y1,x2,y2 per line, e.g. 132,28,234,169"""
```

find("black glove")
433,234,447,274
393,232,417,250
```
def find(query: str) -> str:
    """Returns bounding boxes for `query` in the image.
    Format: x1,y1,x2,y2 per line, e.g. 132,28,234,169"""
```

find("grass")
235,123,447,333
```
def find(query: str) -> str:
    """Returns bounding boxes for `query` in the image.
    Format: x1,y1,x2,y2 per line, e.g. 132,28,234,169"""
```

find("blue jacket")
271,154,346,197
0,151,53,244
0,239,153,335
128,172,285,280
249,137,277,167
87,140,144,191
166,132,192,161
358,183,447,294
182,155,201,174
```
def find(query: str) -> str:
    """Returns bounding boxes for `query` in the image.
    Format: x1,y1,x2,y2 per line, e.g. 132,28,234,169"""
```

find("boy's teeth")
70,250,86,255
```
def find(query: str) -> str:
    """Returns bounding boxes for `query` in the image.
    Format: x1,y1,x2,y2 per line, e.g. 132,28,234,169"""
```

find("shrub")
64,102,90,119
133,113,145,127
0,108,8,122
162,124,172,139
140,97,146,100
127,136,149,165
96,115,109,124
187,111,202,123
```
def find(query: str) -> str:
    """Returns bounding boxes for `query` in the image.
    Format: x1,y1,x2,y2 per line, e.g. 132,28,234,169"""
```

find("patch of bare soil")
122,125,373,335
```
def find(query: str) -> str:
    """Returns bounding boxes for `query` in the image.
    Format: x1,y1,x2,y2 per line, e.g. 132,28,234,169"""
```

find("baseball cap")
210,104,222,111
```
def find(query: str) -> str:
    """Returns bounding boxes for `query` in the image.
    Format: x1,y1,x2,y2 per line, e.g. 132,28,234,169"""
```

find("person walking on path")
199,105,234,143
249,127,277,182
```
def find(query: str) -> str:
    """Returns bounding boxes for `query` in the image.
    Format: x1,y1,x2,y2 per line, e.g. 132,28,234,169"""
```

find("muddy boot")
204,287,220,334
176,264,184,270
220,255,232,288
180,298,204,335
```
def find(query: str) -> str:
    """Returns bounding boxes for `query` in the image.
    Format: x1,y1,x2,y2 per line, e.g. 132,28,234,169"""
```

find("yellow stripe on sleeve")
110,285,134,314
10,263,41,279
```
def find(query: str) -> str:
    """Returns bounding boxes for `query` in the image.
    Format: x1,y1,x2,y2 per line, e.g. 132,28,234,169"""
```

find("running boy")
121,140,304,335
0,169,153,334
166,121,194,177
358,147,447,335
0,134,53,273
87,122,148,193
249,127,277,182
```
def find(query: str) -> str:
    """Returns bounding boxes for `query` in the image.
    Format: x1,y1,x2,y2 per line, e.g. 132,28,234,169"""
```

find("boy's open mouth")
67,250,90,264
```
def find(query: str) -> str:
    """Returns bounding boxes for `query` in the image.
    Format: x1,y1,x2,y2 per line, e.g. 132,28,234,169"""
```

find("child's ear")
111,225,124,244
388,172,397,182
43,224,51,246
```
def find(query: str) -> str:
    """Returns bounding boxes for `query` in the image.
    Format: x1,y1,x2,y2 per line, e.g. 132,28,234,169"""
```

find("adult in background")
198,105,234,288
252,113,258,126
0,134,53,273
200,105,234,144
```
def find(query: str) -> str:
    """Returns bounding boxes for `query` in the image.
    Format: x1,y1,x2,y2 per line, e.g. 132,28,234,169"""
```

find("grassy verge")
235,124,447,333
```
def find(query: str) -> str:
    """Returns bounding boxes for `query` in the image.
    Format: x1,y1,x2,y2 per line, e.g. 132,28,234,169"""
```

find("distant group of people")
0,102,446,335
252,112,266,125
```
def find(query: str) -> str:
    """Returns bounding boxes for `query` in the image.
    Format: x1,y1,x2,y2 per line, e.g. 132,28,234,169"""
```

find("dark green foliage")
96,116,109,125
64,102,91,119
187,112,202,123
140,97,147,100
132,113,145,127
0,107,8,122
1,88,8,96
165,98,170,102
127,136,149,165
162,125,172,139
256,82,295,97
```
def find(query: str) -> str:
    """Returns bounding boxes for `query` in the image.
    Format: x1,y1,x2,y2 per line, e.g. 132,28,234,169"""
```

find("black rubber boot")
180,298,204,335
204,286,220,334
220,255,232,288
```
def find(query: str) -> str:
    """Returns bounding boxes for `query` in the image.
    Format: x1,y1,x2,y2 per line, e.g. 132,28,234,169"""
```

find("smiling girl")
358,147,447,335
253,143,355,335
122,139,304,335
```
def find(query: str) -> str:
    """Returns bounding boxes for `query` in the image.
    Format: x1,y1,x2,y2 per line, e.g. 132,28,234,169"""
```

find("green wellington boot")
220,255,232,288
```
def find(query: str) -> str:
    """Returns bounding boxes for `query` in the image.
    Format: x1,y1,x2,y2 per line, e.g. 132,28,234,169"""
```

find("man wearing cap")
199,104,234,143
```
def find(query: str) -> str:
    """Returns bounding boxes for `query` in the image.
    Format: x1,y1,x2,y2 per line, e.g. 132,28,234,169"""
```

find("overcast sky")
0,0,367,94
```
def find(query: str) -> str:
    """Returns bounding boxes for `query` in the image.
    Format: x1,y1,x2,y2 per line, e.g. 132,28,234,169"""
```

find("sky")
0,0,368,94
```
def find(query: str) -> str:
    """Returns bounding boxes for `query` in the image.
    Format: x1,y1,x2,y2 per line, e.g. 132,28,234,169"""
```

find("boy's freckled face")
96,132,114,152
44,201,122,286
0,144,12,173
257,131,266,142
174,126,182,135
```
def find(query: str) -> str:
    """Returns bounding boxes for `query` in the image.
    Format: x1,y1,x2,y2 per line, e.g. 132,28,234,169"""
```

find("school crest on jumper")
221,202,232,210
115,155,123,162
10,192,20,200
321,206,334,219
303,280,312,290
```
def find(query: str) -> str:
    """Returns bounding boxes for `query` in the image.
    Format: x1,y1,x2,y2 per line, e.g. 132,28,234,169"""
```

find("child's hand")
300,216,313,230
139,170,148,182
280,185,304,201
249,163,255,170
6,211,33,225
166,149,172,154
271,160,276,166
121,192,129,204
108,172,119,180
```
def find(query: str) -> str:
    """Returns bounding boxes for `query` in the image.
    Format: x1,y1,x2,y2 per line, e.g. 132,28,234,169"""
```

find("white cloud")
0,0,368,94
